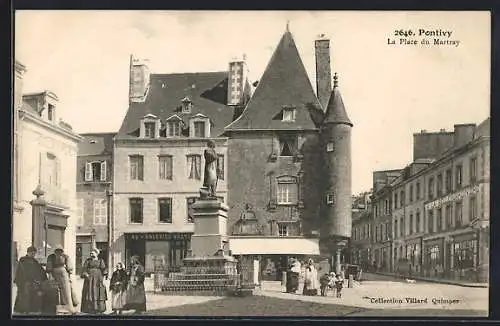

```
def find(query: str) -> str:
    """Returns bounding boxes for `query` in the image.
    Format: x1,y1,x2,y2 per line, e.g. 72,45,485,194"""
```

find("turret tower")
320,73,353,273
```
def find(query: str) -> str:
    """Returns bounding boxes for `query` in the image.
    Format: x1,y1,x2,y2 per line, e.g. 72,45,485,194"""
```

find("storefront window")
429,245,440,266
453,240,476,270
455,201,463,226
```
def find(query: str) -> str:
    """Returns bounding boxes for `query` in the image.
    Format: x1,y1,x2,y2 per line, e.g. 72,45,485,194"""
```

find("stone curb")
369,272,488,288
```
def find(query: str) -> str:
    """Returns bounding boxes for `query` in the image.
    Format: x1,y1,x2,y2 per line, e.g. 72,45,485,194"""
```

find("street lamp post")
106,189,113,270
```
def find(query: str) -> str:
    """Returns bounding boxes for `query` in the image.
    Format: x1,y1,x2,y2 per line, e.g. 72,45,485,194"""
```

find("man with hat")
13,246,47,314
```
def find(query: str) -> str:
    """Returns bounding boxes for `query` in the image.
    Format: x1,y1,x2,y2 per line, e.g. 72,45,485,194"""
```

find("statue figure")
201,140,218,198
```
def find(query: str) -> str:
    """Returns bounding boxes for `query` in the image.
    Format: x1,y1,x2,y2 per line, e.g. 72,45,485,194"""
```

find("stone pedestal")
30,185,48,263
189,199,229,257
158,197,245,296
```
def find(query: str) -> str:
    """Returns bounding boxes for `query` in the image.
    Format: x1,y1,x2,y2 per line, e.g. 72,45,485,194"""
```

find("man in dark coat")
13,246,47,314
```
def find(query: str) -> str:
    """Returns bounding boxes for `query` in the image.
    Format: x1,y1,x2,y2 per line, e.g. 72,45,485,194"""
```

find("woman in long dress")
46,245,78,314
109,262,127,315
302,259,319,296
125,256,147,314
80,248,108,314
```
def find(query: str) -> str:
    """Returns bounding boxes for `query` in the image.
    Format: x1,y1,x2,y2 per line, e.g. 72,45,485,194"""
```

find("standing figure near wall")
125,256,147,314
46,245,78,314
13,246,47,314
80,248,108,314
202,140,218,198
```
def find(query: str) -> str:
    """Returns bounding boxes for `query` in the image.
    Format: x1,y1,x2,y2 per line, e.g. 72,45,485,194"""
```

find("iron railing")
153,263,256,296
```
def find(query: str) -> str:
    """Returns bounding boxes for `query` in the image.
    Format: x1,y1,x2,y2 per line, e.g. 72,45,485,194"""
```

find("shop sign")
425,185,480,211
125,232,192,241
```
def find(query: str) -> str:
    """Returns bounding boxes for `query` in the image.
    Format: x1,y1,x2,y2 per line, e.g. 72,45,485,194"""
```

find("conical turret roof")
323,73,352,126
225,28,323,131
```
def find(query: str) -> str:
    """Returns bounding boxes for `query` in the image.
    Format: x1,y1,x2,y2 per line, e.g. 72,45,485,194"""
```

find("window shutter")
100,161,107,181
85,162,93,181
139,157,144,180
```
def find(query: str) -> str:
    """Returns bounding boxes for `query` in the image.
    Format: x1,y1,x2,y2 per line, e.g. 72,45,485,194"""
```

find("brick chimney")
227,55,248,106
315,34,332,111
453,124,476,148
129,54,150,103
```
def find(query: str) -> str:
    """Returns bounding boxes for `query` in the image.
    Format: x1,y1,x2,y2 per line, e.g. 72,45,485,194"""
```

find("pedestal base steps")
157,256,254,296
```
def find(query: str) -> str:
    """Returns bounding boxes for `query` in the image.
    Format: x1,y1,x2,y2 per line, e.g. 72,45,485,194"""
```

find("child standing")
334,275,344,298
109,263,128,315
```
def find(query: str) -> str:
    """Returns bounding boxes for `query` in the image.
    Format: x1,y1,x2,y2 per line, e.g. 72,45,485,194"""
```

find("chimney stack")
315,34,332,111
129,54,150,103
453,124,476,148
227,55,248,106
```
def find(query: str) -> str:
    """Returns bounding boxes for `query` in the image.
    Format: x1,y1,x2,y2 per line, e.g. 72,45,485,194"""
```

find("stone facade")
227,131,322,237
13,67,82,265
112,138,228,272
75,133,115,272
358,118,490,282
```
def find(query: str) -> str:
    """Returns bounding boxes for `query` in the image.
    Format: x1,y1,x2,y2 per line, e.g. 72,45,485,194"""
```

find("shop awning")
229,236,320,255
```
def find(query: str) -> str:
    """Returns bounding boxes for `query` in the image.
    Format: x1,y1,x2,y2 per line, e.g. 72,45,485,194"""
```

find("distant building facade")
13,61,82,266
112,55,250,272
359,119,490,282
371,170,401,273
75,133,115,273
350,192,372,270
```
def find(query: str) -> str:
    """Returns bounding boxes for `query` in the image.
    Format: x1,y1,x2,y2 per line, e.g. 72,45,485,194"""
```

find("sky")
15,11,490,194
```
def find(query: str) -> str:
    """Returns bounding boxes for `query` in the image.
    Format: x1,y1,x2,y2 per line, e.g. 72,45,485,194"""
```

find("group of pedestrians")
13,245,147,315
285,258,345,298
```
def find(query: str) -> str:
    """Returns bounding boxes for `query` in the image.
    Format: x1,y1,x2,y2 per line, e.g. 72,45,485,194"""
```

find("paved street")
12,273,488,317
257,273,488,316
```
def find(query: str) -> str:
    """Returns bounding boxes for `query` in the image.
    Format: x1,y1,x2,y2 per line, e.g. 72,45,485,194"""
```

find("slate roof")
78,132,116,156
323,76,352,126
116,72,239,139
225,30,324,131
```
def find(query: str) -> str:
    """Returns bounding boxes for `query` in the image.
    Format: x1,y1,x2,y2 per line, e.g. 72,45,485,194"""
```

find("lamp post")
106,189,113,270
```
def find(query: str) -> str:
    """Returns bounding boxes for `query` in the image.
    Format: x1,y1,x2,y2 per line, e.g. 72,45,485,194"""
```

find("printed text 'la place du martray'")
387,29,461,47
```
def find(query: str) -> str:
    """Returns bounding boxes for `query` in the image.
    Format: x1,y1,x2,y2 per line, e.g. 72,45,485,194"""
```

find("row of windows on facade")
394,239,476,270
143,119,209,139
355,196,478,243
127,154,224,181
373,157,478,217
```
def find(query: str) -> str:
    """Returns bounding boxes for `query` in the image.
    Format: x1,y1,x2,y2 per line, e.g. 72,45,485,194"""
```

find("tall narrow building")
320,73,353,268
224,26,330,281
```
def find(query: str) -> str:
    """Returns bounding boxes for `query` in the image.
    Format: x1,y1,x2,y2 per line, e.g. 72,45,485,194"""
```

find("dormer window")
181,96,192,114
189,113,210,138
165,115,183,138
167,121,181,137
144,122,156,138
47,104,55,121
282,106,296,122
194,121,205,138
140,113,160,138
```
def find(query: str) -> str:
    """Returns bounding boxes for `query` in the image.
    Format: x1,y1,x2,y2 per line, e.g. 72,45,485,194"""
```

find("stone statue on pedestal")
200,140,218,199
